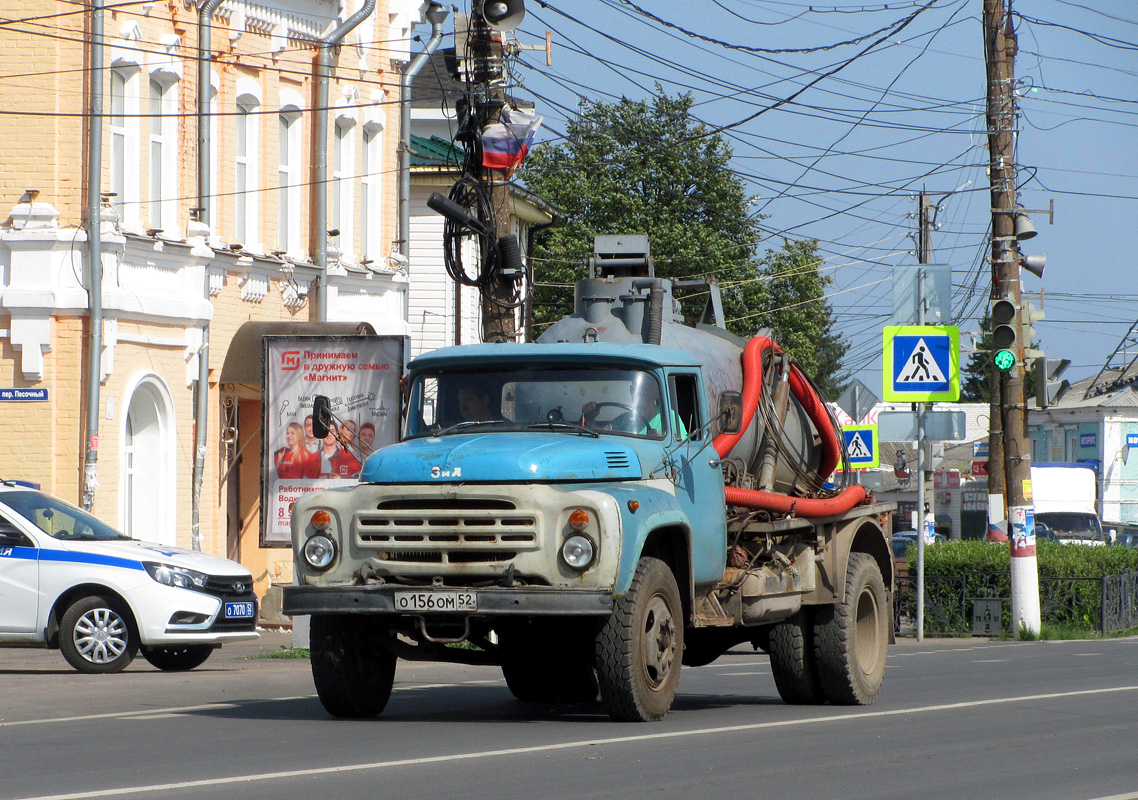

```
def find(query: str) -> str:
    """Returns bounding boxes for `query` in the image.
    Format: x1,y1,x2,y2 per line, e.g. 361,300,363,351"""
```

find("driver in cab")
581,378,683,437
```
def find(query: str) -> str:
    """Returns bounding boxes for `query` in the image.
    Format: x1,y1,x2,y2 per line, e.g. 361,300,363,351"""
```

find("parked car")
0,483,257,673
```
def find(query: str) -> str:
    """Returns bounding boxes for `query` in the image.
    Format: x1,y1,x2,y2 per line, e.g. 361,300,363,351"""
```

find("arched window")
147,72,179,233
234,80,262,250
277,90,304,255
109,62,140,229
120,375,176,545
332,116,356,258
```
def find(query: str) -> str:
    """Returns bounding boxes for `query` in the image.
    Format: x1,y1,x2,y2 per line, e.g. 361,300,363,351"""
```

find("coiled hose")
712,337,868,518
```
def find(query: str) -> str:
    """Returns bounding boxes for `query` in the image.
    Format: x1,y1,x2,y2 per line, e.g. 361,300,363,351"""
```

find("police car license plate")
394,592,477,612
225,601,255,619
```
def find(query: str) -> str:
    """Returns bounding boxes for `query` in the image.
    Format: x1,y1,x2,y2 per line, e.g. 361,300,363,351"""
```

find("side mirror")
716,391,743,436
312,395,332,439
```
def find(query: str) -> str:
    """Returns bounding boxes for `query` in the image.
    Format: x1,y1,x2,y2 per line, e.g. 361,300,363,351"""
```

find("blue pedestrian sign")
842,424,879,469
883,325,960,402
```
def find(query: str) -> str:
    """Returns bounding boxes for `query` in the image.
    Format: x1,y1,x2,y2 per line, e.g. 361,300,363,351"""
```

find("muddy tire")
814,552,888,705
768,609,825,704
500,622,598,703
596,557,684,722
310,615,396,718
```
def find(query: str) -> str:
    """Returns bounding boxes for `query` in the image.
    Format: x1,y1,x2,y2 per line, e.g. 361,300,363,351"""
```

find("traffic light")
991,298,1018,371
1035,357,1071,408
1022,302,1044,361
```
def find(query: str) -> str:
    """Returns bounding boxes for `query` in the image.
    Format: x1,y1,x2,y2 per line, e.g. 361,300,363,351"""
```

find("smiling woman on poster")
275,422,318,479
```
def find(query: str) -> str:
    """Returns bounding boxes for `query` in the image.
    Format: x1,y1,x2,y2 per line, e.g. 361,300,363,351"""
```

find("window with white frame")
277,109,302,254
234,95,260,247
147,74,178,233
360,124,382,259
332,117,355,257
109,64,140,229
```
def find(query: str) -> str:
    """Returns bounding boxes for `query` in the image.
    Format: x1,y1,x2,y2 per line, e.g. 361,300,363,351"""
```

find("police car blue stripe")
15,549,147,571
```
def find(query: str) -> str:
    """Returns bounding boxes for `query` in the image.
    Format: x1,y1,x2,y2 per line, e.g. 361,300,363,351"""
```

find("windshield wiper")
435,420,506,437
526,422,599,438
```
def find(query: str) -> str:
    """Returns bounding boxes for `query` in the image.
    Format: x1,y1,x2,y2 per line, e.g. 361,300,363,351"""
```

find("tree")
520,89,847,396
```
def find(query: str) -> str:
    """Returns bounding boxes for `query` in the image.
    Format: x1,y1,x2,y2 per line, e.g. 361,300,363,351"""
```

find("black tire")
768,609,826,704
500,623,598,703
814,552,889,705
141,644,215,672
59,595,139,674
596,557,684,722
310,614,397,718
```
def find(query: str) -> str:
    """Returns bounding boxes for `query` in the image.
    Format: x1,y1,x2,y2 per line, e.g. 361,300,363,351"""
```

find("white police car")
0,483,258,673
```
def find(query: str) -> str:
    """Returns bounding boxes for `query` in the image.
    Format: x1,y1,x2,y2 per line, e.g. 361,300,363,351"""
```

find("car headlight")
561,534,596,571
303,534,336,571
144,563,209,591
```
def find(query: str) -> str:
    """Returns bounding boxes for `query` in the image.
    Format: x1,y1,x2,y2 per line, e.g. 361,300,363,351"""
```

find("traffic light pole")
985,0,1040,635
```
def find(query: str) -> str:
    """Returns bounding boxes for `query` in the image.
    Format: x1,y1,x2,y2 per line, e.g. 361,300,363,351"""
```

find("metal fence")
894,570,1138,637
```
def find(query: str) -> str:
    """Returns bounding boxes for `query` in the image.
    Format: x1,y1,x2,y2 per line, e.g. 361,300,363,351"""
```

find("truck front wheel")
500,623,598,703
768,609,825,704
597,557,684,722
814,552,888,705
310,614,396,718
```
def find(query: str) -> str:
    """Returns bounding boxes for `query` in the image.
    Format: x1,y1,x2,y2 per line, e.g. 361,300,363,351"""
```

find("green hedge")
897,541,1138,635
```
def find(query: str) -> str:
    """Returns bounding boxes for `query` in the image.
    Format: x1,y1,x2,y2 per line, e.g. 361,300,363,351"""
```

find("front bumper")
283,584,614,617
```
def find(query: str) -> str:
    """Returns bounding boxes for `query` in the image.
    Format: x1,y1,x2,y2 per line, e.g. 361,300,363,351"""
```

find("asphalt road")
2,631,1137,800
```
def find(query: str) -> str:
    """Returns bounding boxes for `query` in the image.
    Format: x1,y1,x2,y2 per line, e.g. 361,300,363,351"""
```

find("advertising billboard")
261,335,404,546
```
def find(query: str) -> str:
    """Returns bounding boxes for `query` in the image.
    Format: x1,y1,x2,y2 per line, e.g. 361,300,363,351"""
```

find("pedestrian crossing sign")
883,325,960,402
842,424,879,468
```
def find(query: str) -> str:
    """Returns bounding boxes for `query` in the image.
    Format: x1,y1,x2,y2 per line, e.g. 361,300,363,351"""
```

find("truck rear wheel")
814,552,888,705
596,557,684,722
768,610,825,704
310,614,396,718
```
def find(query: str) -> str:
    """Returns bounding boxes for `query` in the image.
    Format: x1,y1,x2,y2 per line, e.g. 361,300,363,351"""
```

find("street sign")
883,325,960,402
877,410,967,442
841,425,879,468
892,264,952,326
971,460,988,477
1127,433,1138,448
973,440,989,458
0,388,48,401
835,379,879,426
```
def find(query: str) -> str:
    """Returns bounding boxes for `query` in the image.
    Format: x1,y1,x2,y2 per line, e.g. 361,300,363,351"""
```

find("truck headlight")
303,534,336,571
561,534,596,570
145,563,209,591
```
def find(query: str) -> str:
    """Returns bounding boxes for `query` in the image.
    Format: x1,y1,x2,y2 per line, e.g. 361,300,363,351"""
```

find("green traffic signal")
994,349,1016,371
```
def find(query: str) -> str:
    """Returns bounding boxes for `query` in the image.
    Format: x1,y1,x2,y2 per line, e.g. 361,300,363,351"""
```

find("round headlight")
303,534,336,570
561,534,595,570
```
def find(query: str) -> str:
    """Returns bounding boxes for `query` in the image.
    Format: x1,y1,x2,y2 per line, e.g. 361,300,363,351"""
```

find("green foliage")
520,89,848,398
900,540,1138,636
249,646,310,660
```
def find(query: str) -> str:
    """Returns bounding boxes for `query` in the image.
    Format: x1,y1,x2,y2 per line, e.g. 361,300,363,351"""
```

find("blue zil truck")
283,236,895,722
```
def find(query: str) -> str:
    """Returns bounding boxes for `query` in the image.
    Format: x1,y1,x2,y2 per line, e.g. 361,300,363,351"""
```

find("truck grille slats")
356,498,538,565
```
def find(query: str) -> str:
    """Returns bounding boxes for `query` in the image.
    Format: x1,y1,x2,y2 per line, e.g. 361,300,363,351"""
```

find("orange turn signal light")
627,500,640,513
568,509,590,531
311,510,332,529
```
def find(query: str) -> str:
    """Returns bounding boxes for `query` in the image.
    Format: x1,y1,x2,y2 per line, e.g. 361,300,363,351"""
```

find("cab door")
0,515,40,636
665,371,727,587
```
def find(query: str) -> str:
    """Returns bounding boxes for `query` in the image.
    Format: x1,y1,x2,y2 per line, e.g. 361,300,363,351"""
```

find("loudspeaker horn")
1021,253,1047,279
479,0,525,31
1014,209,1037,240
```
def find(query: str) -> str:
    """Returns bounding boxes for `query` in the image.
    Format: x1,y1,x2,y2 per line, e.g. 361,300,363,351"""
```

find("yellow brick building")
0,0,432,618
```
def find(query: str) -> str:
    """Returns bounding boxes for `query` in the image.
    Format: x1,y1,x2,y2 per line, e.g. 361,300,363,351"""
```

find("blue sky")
505,0,1138,394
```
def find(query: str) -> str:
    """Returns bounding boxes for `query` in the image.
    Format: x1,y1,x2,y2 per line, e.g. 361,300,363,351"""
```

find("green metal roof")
410,135,464,168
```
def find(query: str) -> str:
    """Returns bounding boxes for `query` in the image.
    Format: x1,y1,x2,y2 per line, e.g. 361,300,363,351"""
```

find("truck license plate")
225,601,255,619
394,591,477,612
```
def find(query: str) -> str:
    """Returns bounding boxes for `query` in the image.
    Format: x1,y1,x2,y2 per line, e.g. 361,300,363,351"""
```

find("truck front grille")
355,498,538,565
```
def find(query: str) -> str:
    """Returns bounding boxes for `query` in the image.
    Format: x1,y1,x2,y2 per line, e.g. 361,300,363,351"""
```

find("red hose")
725,484,868,518
713,336,861,516
713,336,773,458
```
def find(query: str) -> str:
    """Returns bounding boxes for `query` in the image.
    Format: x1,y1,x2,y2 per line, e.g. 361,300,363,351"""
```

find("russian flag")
481,107,543,173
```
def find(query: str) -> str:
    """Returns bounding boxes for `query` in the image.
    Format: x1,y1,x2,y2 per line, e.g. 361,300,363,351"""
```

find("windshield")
1035,512,1102,539
405,365,668,440
0,490,130,541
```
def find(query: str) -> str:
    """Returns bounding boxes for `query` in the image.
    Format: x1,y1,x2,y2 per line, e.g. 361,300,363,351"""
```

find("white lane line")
0,680,502,728
718,671,767,676
972,659,1008,663
14,684,1138,800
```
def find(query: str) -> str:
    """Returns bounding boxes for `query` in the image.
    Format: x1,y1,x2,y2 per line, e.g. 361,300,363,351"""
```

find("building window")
147,76,177,233
332,118,355,257
121,377,175,546
360,125,382,259
234,97,260,248
277,110,301,253
109,66,140,229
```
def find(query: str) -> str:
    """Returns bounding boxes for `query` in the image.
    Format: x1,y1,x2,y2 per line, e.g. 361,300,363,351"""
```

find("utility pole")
914,190,932,642
984,0,1040,635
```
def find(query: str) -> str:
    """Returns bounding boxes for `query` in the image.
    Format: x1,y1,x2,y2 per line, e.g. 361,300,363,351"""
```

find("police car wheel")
60,595,139,674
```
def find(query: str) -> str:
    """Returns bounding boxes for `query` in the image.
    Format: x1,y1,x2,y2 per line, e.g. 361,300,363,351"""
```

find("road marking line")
14,684,1138,800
